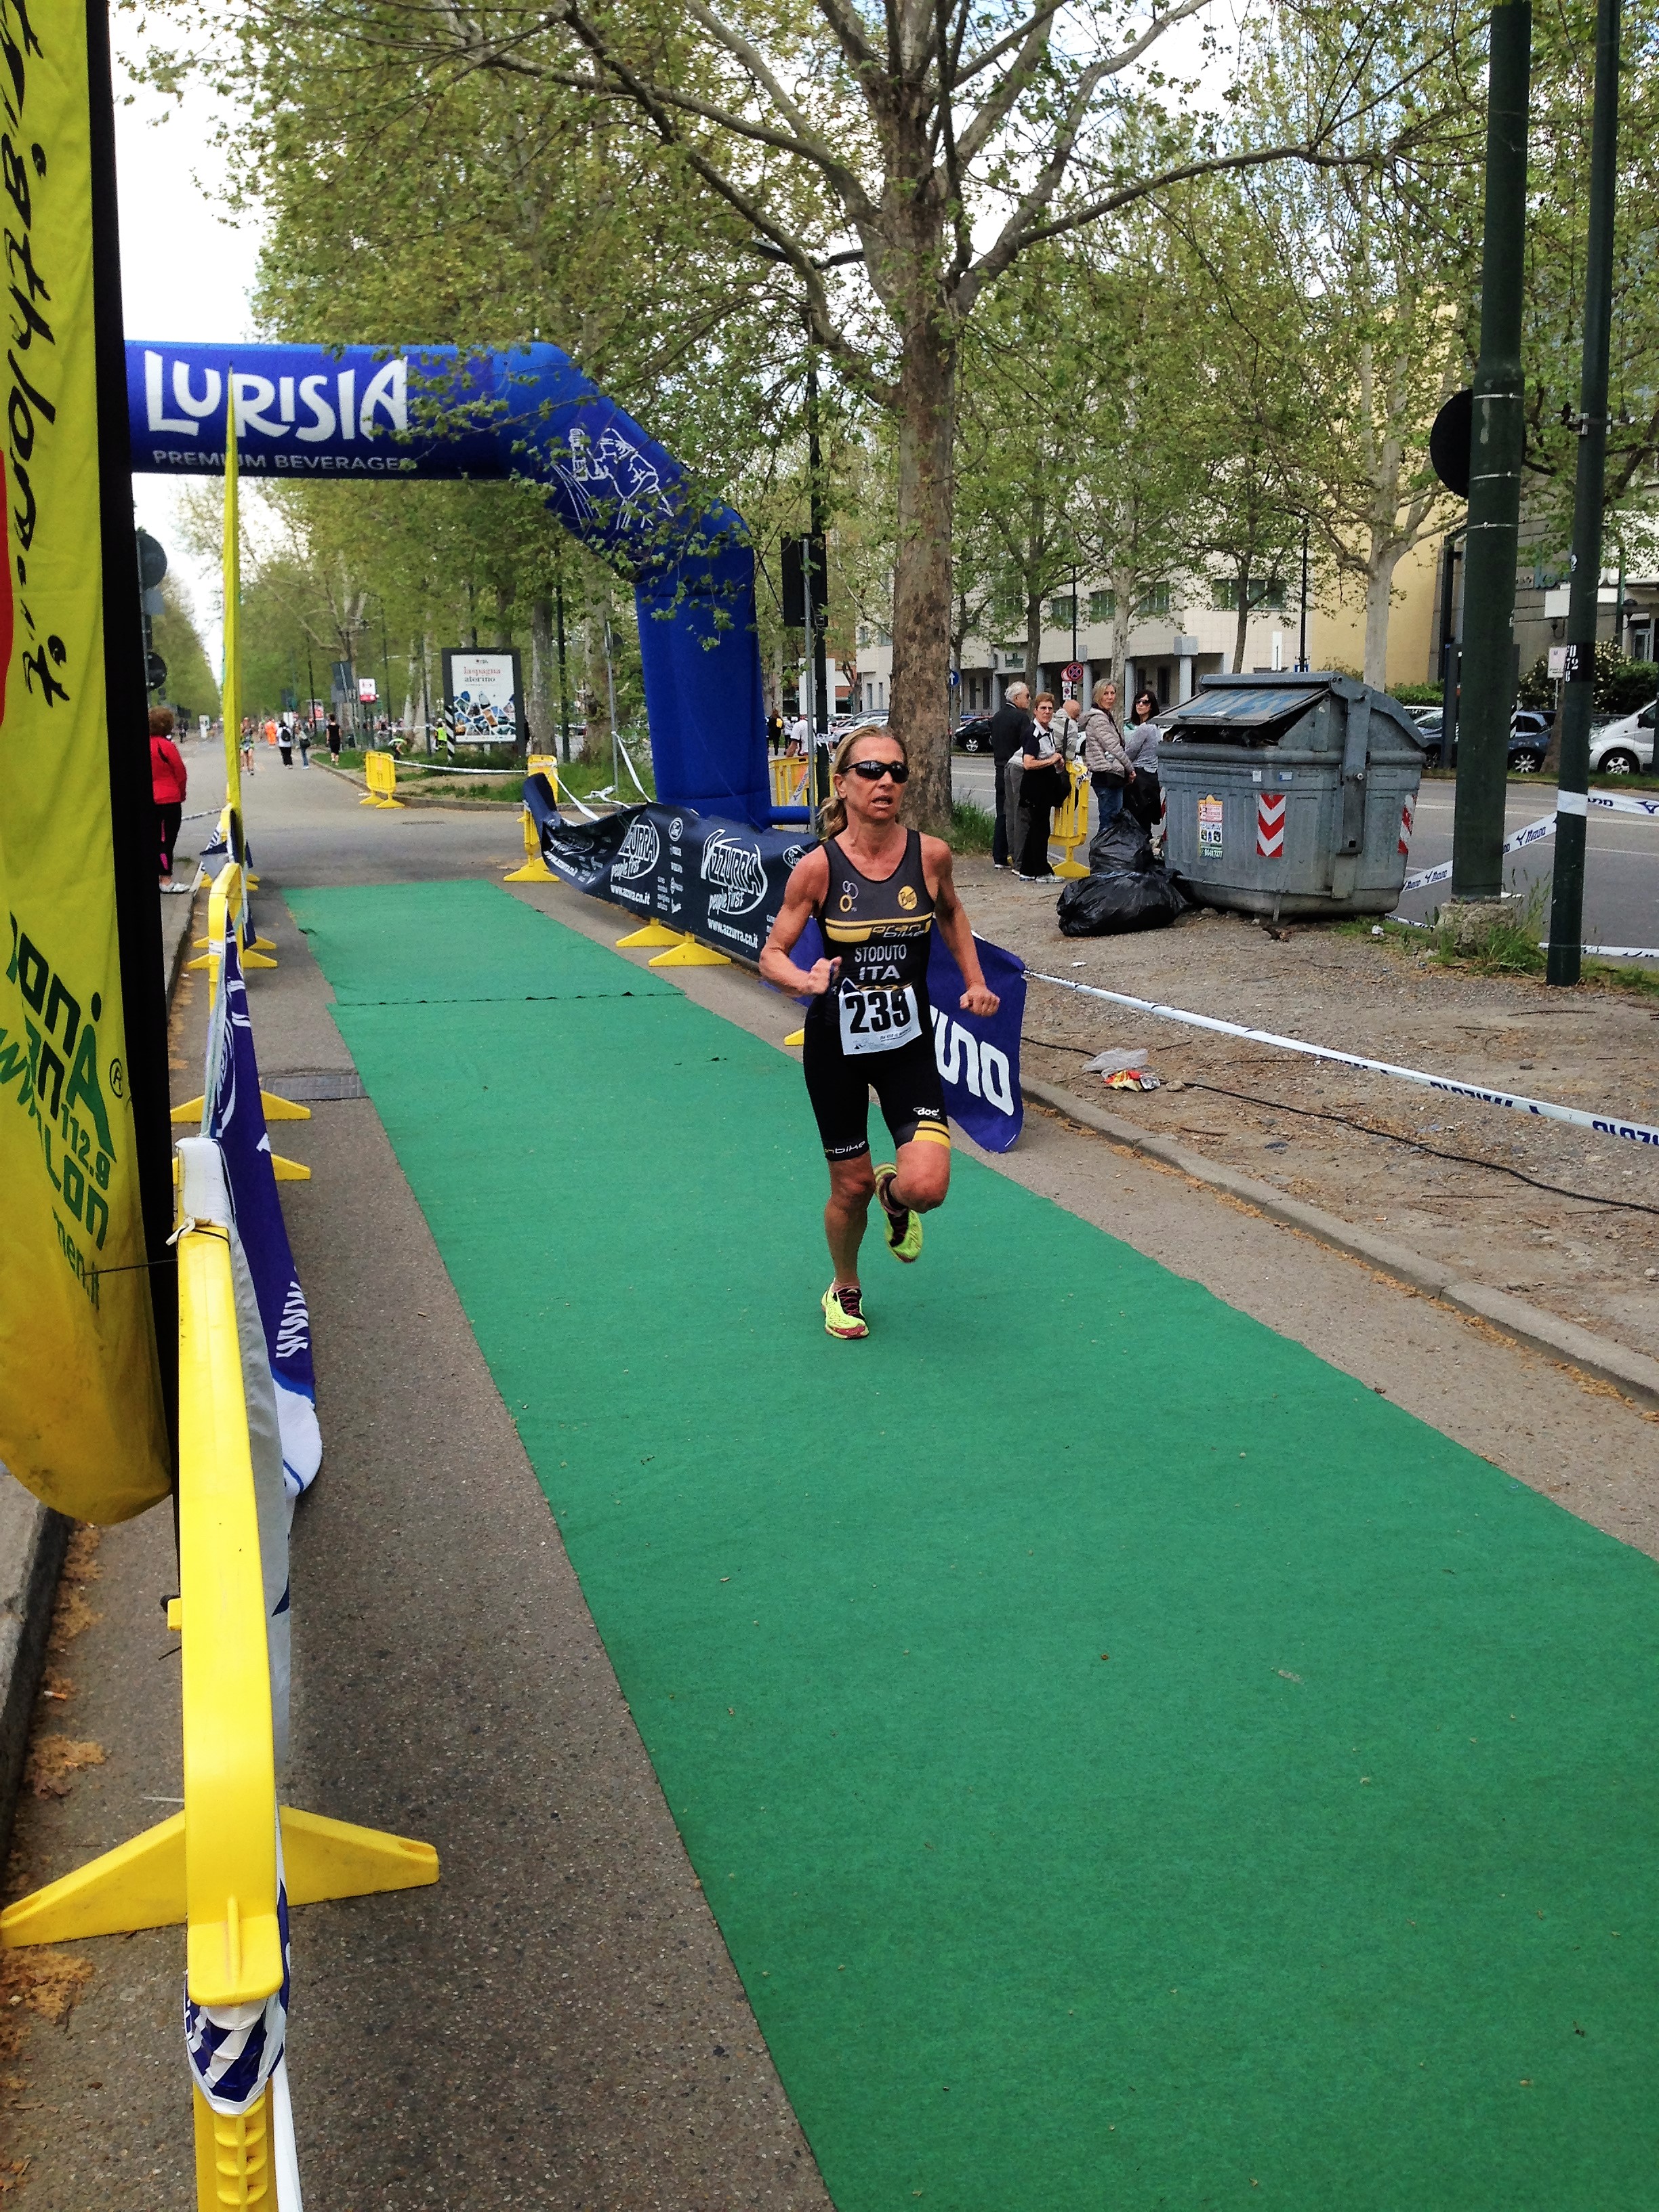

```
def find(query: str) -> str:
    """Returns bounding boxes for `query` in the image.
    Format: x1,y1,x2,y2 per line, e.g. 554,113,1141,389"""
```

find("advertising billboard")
442,647,523,743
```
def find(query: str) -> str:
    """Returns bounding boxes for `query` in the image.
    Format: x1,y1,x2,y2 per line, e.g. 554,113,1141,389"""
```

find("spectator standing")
988,680,1033,869
1015,692,1068,880
1078,679,1130,838
150,707,189,890
1124,689,1163,833
767,707,785,753
327,713,342,764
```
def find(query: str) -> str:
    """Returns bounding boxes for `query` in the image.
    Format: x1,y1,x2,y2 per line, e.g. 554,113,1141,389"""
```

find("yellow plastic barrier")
505,755,560,883
361,750,403,808
187,861,276,983
1051,764,1091,878
177,864,308,1174
1,1142,438,2203
769,755,810,808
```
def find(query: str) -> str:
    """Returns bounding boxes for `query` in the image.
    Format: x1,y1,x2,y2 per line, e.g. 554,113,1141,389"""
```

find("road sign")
1547,645,1568,678
947,669,960,687
1429,387,1473,499
136,527,167,588
145,650,167,691
358,677,378,703
1063,661,1084,684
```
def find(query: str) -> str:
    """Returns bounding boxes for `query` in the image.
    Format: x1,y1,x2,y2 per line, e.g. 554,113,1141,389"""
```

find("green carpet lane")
285,880,675,1004
310,885,1659,2211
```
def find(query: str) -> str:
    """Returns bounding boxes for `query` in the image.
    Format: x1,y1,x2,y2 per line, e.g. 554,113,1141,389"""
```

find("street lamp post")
1296,520,1309,672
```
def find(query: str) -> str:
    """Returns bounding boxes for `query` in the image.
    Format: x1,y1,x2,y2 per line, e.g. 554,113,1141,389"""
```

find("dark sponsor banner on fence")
528,787,1024,1150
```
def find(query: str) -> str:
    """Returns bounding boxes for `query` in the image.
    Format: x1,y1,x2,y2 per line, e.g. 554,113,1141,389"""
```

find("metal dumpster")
1158,672,1430,918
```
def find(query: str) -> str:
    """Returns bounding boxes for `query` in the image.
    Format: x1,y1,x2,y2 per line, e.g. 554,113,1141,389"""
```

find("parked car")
955,715,995,753
1589,701,1656,776
1410,705,1553,773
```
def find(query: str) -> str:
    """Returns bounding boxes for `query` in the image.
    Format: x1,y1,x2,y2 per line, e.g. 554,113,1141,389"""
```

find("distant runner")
760,724,1000,1339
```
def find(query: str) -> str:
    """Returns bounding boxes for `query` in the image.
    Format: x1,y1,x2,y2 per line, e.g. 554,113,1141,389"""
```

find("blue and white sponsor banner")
531,792,1025,1149
202,922,322,1498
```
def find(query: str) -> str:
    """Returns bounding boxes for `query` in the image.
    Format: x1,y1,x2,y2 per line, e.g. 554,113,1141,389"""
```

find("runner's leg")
825,1155,876,1288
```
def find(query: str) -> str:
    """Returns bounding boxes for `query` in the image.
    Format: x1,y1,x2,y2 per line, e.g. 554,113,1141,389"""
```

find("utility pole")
1547,0,1621,985
1452,0,1532,901
806,347,830,808
1297,520,1309,671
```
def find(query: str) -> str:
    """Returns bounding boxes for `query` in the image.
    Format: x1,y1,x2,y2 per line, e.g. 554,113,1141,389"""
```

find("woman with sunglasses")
761,724,1001,1339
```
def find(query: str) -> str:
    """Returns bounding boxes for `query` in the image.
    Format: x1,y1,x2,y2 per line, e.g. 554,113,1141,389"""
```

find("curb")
1021,1076,1659,1412
0,1475,69,1866
314,760,532,813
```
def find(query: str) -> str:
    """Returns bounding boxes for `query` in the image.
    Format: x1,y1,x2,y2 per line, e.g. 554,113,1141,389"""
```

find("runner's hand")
805,957,840,996
960,983,1000,1017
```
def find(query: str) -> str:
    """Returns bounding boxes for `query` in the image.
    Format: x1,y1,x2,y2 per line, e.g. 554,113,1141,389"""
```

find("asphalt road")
952,756,1659,951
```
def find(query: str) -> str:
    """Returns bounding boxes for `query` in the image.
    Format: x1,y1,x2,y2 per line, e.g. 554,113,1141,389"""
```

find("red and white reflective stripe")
1256,791,1286,858
1398,798,1414,856
1159,786,1168,823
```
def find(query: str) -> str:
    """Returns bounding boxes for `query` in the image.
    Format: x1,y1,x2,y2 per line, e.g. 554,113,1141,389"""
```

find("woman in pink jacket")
149,706,189,890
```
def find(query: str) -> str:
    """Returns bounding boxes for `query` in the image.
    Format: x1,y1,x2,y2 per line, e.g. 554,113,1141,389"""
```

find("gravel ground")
961,859,1659,1363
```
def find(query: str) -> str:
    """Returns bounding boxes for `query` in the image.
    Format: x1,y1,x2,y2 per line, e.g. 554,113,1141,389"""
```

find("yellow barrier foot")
358,793,381,805
617,921,684,947
1054,861,1090,879
173,1091,306,1126
271,1154,310,1181
186,951,217,972
649,934,733,967
783,1028,806,1046
0,1811,184,1945
504,857,558,882
248,936,277,954
243,953,278,970
375,797,405,809
279,1806,440,1903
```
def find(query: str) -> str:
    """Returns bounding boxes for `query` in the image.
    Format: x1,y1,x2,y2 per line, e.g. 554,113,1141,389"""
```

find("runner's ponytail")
819,724,907,840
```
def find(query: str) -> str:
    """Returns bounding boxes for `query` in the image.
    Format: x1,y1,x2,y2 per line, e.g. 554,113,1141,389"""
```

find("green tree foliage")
151,575,220,724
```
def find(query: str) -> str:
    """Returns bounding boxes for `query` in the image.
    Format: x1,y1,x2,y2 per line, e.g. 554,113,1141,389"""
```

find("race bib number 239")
838,985,921,1055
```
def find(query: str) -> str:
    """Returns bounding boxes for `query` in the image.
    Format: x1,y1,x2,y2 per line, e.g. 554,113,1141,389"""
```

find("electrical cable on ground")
1022,1036,1659,1218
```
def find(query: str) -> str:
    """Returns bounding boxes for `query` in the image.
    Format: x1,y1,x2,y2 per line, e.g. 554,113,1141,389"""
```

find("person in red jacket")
150,707,190,890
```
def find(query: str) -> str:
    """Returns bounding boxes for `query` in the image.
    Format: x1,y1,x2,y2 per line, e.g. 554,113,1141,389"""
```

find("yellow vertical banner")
0,0,169,1517
221,385,241,824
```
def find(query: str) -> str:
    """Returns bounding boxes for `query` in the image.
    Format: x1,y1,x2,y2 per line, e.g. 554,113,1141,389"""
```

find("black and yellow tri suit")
802,829,950,1160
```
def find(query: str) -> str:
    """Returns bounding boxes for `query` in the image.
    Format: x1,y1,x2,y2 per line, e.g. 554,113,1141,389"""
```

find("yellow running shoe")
873,1165,923,1263
822,1283,869,1338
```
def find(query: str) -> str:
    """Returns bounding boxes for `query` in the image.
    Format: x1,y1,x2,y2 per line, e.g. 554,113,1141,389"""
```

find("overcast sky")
115,47,264,655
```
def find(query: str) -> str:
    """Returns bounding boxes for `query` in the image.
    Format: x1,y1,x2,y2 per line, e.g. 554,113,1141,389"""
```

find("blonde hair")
820,723,907,839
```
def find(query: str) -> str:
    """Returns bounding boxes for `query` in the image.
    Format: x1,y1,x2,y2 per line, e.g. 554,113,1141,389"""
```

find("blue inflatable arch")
127,342,784,827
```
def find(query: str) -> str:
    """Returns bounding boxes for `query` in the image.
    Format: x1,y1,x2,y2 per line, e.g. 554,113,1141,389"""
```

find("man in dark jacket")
988,682,1033,869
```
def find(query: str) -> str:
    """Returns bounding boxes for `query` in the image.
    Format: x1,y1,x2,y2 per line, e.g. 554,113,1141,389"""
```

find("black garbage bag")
1088,811,1154,873
1057,864,1189,937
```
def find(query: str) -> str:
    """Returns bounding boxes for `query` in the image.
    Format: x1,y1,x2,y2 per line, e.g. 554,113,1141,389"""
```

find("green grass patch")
951,796,995,853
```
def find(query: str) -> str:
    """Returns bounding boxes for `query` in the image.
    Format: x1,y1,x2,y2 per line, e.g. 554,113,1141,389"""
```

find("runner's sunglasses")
847,758,909,783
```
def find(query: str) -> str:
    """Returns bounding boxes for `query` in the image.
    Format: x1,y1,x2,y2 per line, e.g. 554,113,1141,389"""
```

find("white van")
1590,702,1656,776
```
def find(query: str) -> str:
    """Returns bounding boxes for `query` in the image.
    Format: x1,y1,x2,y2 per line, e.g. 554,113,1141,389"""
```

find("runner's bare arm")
760,849,838,996
922,838,1000,1017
